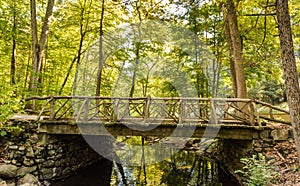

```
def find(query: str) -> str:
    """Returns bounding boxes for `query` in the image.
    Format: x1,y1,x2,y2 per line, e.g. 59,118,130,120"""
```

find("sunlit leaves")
0,0,298,104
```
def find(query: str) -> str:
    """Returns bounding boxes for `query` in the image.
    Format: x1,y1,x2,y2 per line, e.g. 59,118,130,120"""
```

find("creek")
52,150,240,186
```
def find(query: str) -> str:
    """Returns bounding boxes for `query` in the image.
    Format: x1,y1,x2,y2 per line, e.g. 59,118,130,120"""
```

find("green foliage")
0,84,22,125
0,129,7,137
0,0,298,104
2,125,25,136
248,80,286,104
0,84,24,136
235,153,280,186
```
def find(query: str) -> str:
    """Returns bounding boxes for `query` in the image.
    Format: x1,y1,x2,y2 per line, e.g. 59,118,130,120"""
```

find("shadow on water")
53,150,240,186
52,159,112,186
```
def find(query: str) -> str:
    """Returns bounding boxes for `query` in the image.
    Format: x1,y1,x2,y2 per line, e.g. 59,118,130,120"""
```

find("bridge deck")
37,120,268,140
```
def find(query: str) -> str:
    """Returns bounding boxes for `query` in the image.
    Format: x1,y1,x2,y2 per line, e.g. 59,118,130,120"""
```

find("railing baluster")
269,107,274,119
251,100,261,126
113,99,119,122
179,99,183,124
143,96,150,123
210,99,217,124
249,100,255,126
37,99,52,121
84,98,89,121
50,95,55,120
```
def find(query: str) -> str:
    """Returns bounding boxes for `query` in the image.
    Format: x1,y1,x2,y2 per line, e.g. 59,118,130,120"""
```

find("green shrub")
0,84,23,133
235,153,280,186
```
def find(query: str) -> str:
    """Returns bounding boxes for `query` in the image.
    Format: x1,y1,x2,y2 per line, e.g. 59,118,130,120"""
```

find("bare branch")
245,13,276,16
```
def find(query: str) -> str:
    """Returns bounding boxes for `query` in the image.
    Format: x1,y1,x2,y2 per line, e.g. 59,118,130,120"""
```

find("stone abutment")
0,120,112,186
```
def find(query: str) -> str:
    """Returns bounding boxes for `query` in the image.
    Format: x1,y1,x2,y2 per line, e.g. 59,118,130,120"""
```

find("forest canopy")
1,0,300,105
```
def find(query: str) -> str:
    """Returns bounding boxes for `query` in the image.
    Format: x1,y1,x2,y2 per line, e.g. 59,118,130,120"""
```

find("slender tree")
29,0,38,92
276,0,300,165
60,0,92,95
96,0,105,97
10,1,17,85
224,0,248,98
29,0,55,94
222,5,237,97
129,1,142,98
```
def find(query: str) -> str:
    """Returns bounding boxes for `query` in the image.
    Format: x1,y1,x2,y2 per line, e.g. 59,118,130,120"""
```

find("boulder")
18,174,40,186
19,184,35,186
0,165,17,179
8,145,18,150
4,180,14,186
0,181,7,186
47,150,56,156
17,166,37,176
39,168,53,180
259,130,270,139
271,129,289,141
23,158,35,166
25,147,35,158
42,160,54,168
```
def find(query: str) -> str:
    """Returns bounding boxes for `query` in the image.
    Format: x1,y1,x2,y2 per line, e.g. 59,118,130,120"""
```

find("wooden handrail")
25,96,253,102
23,96,290,126
254,100,289,114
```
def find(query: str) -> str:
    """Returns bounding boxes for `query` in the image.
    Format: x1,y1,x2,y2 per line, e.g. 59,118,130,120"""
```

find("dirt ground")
259,122,300,186
263,139,300,186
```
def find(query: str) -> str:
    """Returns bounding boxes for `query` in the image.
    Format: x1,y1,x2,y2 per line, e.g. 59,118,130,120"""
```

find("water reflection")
52,135,240,186
52,150,239,186
111,150,240,186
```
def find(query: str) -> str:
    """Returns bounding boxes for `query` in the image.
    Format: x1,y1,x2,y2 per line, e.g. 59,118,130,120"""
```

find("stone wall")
217,139,253,171
215,126,292,184
0,120,103,186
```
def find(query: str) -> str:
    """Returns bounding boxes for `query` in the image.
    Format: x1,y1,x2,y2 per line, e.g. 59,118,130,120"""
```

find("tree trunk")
129,42,140,98
37,0,55,91
276,0,300,166
225,0,247,98
60,56,77,95
61,0,91,95
96,0,105,97
29,0,55,94
11,5,17,85
129,1,142,98
24,48,31,90
29,0,38,92
222,5,237,97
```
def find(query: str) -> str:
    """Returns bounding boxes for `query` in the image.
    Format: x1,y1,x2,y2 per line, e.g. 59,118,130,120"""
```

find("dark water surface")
52,150,240,186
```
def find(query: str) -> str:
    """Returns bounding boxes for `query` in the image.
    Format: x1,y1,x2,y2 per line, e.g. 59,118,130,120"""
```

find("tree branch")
245,13,276,16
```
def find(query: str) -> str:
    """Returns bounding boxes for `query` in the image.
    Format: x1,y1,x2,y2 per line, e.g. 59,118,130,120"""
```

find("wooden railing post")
179,99,184,124
224,101,229,119
210,99,217,124
249,99,255,126
143,96,150,122
269,107,274,119
32,99,36,111
84,98,89,121
113,99,119,122
251,100,261,126
49,95,55,120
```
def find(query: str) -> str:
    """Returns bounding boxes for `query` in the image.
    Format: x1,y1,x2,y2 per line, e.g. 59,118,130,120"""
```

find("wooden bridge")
21,96,291,140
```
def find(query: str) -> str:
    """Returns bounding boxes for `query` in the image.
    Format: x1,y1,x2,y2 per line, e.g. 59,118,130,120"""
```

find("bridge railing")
254,100,290,125
24,96,290,126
